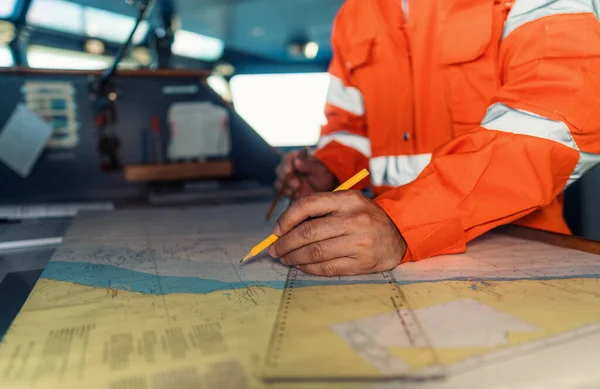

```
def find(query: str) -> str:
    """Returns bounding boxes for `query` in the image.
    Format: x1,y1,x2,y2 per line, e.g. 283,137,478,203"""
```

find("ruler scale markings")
264,267,443,382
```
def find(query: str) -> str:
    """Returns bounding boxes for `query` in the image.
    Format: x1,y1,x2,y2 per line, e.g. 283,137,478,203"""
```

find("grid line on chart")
139,214,172,322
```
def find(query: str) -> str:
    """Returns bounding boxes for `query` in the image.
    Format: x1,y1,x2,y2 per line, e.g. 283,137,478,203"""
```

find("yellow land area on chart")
1,277,600,389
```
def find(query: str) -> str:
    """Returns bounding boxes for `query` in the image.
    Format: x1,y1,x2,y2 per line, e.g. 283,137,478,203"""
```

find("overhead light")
304,41,319,59
214,62,235,77
0,21,15,45
0,20,15,45
131,46,151,66
84,39,105,55
287,38,319,60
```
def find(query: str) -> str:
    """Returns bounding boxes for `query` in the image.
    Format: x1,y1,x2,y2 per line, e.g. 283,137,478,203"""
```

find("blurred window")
172,30,224,61
0,0,18,18
0,45,13,67
27,0,84,35
230,73,329,147
84,7,148,44
27,45,139,70
27,1,148,44
207,75,232,102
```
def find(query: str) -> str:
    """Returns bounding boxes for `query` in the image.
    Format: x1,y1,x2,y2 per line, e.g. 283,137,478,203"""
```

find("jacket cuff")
374,181,467,262
314,142,370,190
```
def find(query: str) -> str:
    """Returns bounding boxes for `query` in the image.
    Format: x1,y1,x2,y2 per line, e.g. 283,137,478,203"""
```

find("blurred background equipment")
0,0,596,261
0,0,596,291
0,1,599,388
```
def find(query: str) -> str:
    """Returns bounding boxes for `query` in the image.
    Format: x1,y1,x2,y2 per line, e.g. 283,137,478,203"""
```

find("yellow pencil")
240,168,370,263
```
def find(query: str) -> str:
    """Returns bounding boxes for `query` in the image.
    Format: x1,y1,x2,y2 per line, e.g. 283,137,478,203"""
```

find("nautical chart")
1,202,600,389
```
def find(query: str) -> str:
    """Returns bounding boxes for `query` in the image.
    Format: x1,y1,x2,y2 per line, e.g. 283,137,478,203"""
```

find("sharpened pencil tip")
240,252,253,263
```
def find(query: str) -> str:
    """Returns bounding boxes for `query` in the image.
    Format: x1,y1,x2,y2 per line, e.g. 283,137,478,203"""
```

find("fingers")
269,216,349,260
275,151,299,180
274,179,296,199
296,257,363,277
287,176,301,190
274,151,305,195
293,155,312,173
274,191,364,236
274,192,348,236
279,237,356,266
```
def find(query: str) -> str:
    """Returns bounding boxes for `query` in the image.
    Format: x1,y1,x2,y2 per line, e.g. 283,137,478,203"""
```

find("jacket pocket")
344,36,375,75
441,0,497,129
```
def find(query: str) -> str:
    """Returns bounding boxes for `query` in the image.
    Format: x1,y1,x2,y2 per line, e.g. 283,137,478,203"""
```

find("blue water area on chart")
41,261,389,295
41,261,600,295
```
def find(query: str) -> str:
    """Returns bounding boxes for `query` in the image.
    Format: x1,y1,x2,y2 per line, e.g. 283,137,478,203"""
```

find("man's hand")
274,151,338,200
268,191,407,276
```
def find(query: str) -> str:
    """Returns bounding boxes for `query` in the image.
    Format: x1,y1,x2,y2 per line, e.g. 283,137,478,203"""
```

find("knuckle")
297,194,315,210
307,244,324,262
321,262,337,277
299,222,318,240
354,212,373,226
272,240,283,254
281,253,294,265
276,214,291,232
297,264,313,276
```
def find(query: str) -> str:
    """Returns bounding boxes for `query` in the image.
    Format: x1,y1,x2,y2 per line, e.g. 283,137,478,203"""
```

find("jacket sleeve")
314,6,370,189
375,10,600,262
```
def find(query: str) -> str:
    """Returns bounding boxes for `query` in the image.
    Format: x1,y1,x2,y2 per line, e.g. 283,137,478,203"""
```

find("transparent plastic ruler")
263,267,444,383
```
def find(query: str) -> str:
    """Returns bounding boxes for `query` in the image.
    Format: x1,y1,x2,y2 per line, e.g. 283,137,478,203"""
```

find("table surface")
0,203,599,389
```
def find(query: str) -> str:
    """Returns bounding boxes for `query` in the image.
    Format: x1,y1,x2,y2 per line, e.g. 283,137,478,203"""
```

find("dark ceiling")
72,0,344,62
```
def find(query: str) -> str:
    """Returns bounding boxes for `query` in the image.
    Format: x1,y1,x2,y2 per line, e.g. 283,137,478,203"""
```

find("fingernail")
268,246,276,257
273,223,282,236
289,179,299,189
280,257,288,266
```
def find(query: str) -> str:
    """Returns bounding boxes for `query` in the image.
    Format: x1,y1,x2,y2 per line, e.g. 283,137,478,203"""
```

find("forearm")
375,129,582,261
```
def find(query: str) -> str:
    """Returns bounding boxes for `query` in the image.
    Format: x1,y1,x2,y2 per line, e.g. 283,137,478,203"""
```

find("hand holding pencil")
243,169,371,262
272,148,338,202
243,167,408,277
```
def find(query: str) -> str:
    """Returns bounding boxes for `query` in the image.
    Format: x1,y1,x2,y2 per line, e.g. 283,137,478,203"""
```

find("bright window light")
172,30,224,61
207,75,232,102
84,7,149,44
28,46,109,69
0,0,18,18
0,45,14,67
27,0,84,35
27,45,139,70
230,73,329,147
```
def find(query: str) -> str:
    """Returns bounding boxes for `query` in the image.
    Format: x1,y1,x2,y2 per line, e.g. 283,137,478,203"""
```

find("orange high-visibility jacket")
314,0,600,262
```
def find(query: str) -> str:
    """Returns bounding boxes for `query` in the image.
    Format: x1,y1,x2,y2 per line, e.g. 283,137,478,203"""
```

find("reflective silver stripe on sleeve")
503,0,597,40
317,131,371,158
569,152,600,188
481,103,578,148
481,102,600,188
326,75,365,116
370,154,432,187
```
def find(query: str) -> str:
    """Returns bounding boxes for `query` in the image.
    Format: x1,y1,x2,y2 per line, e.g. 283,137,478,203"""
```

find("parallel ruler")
263,267,445,383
